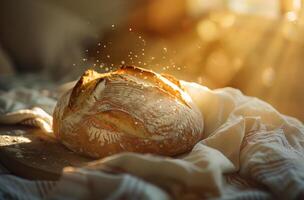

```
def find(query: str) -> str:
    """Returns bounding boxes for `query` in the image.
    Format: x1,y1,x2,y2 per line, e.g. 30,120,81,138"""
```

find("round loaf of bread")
53,66,204,158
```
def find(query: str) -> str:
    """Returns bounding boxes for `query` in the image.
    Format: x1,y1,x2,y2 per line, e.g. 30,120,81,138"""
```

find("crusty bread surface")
53,66,204,158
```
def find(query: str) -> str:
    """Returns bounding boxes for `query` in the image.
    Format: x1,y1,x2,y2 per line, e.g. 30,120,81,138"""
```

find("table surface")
0,125,93,180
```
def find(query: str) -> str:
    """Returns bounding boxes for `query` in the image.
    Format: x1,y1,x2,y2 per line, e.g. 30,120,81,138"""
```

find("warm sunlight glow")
0,135,32,147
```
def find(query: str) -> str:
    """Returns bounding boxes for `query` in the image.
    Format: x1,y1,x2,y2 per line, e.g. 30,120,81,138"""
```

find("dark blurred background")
0,0,303,121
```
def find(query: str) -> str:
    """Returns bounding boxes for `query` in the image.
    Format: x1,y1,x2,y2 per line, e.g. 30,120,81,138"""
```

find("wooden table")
0,125,93,180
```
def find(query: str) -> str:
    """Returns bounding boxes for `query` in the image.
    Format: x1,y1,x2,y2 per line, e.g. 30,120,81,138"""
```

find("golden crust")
53,66,204,158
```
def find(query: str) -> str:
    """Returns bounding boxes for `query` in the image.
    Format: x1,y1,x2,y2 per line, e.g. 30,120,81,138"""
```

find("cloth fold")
0,80,303,200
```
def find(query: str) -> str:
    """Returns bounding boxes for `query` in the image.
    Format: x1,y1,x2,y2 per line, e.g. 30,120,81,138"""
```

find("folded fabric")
0,87,56,134
0,81,303,200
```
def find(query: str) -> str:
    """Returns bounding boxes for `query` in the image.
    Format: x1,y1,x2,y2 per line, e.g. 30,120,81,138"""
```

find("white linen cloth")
0,80,303,200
